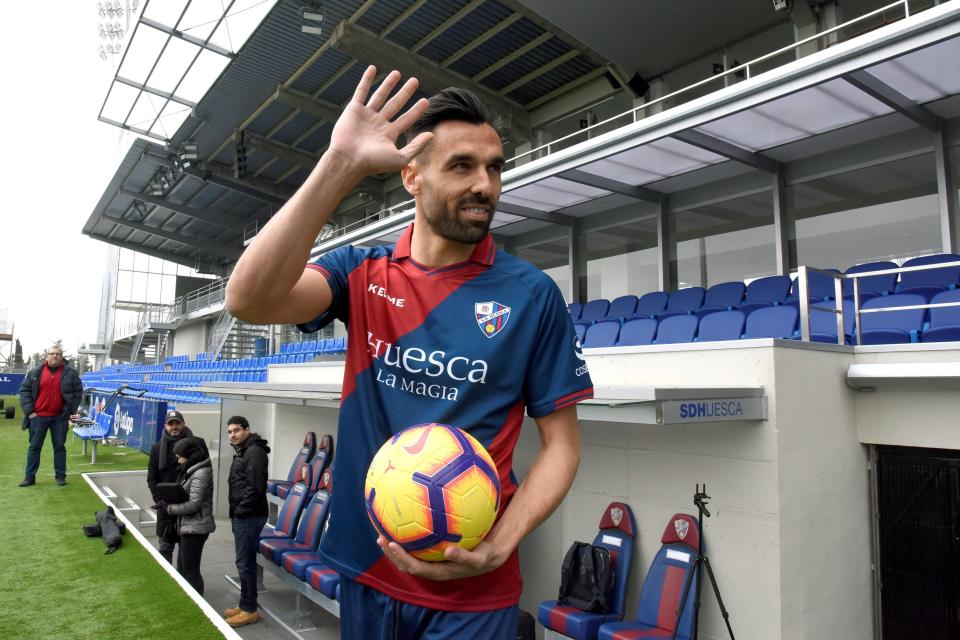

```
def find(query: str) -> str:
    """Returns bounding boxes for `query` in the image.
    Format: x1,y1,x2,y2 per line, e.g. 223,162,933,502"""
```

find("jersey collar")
391,223,495,267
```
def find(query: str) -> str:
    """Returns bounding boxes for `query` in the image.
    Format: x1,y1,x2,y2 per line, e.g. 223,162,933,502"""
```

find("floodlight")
300,4,324,36
772,0,789,10
176,142,198,170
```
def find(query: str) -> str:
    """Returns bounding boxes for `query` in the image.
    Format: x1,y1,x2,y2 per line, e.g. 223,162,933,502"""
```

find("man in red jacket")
19,345,84,486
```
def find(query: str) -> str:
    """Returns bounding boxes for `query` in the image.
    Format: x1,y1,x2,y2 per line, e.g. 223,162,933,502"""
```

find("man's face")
45,348,64,368
408,121,504,245
227,423,250,446
164,419,184,437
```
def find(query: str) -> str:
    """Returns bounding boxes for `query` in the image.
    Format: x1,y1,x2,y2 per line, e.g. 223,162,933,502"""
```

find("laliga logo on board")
475,301,510,338
113,405,134,436
674,518,689,540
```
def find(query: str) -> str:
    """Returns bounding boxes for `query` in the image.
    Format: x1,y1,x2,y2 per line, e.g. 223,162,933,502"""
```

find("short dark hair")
406,87,502,144
227,416,249,430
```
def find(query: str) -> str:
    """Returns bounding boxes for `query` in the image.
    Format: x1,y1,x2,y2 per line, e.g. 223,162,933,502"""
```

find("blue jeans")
339,575,518,640
232,515,267,612
25,415,68,479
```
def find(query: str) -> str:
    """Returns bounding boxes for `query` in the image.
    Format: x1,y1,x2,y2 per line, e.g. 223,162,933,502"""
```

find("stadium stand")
654,315,699,345
607,295,639,320
266,432,317,497
921,289,960,342
737,275,792,315
896,253,960,299
695,282,746,318
538,503,637,640
697,310,746,342
617,318,658,347
858,293,928,344
583,320,622,348
658,288,705,319
743,306,799,340
596,514,700,640
632,292,670,319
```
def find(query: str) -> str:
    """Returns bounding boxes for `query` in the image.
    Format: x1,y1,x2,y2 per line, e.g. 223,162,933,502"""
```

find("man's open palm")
328,66,433,176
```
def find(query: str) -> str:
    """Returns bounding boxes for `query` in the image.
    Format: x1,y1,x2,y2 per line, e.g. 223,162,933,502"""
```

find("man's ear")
401,160,421,197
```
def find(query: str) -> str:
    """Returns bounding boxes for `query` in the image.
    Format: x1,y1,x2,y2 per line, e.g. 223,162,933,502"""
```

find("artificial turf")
0,395,224,640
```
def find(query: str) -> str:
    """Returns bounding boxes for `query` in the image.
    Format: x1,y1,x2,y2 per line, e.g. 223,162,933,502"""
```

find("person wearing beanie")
147,410,194,564
166,436,215,595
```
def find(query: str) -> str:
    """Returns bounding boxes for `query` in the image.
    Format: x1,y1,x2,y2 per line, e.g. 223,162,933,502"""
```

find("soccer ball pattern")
364,423,501,561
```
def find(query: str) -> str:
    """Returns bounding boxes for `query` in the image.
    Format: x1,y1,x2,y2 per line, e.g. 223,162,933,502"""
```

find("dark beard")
423,195,494,245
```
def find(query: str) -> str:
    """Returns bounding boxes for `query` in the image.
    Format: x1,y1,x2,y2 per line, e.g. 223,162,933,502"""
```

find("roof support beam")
495,0,614,71
274,87,342,123
102,215,242,260
139,16,237,59
381,0,429,38
843,70,943,133
672,129,781,173
192,162,294,207
243,131,320,170
411,0,485,54
474,33,552,82
329,22,529,135
558,169,664,203
496,201,574,226
499,50,580,96
114,75,196,109
118,188,246,233
441,14,522,68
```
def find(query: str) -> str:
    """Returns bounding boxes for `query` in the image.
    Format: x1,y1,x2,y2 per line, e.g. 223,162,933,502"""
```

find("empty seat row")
576,289,960,347
570,254,960,327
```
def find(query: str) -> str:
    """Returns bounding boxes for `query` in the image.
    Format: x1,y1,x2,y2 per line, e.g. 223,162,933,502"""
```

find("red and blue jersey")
301,223,593,611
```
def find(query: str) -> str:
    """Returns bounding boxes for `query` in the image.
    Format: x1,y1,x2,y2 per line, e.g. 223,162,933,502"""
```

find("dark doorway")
877,447,960,639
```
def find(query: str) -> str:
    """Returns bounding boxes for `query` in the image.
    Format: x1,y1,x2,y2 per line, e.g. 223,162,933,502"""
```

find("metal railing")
278,1,927,254
794,258,960,345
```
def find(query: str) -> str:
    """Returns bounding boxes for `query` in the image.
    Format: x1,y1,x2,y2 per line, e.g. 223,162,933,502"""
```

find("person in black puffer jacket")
223,415,270,628
167,436,215,595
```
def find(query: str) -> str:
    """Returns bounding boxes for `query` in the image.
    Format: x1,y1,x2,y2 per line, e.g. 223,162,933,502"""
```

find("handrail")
510,0,913,166
795,256,960,345
288,0,922,251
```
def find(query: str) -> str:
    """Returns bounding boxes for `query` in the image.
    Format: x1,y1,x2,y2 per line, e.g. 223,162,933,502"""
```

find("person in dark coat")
18,345,83,487
166,436,215,595
222,415,270,628
147,409,194,563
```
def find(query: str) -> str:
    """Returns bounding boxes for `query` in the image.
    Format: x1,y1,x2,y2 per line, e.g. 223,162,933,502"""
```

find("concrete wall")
172,321,206,359
201,341,960,639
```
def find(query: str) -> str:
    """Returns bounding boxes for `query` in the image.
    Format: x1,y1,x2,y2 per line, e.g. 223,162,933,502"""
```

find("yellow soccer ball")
364,423,501,561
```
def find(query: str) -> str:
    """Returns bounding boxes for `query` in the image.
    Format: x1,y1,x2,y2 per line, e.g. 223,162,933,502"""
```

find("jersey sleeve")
297,245,363,334
523,281,594,418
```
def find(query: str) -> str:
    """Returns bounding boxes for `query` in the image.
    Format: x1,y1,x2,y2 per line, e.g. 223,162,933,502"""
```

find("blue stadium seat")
921,289,960,342
659,287,705,319
306,563,340,600
280,469,335,578
806,299,856,345
743,305,798,339
538,503,637,640
697,310,745,342
569,302,583,322
277,434,333,500
580,299,612,323
738,275,792,314
654,315,698,344
695,281,746,318
260,473,311,542
597,514,699,640
574,322,589,345
843,261,898,300
267,432,317,496
260,472,331,564
583,320,621,348
859,293,928,344
787,269,841,303
631,291,669,318
896,253,960,299
616,318,657,346
607,295,638,320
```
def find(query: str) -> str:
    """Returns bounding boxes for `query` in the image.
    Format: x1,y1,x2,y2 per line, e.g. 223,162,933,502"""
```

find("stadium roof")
85,0,960,272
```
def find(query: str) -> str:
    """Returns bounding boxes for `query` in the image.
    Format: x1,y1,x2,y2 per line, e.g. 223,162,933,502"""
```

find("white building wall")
172,321,207,358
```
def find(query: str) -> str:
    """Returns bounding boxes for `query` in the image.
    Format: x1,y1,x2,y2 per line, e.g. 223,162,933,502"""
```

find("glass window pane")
117,270,133,301
132,272,148,301
583,216,660,298
133,251,148,272
791,152,940,270
119,248,134,270
675,191,775,288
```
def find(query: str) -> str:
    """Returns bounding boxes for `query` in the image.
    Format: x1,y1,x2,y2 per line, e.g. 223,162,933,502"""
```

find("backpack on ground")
557,540,615,613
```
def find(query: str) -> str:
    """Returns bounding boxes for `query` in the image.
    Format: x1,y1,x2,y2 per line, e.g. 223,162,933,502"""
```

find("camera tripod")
671,484,735,640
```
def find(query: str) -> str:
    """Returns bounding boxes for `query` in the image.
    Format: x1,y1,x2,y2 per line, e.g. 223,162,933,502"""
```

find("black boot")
19,476,36,487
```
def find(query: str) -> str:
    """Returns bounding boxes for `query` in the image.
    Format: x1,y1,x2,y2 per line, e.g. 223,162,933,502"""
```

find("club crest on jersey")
475,301,511,338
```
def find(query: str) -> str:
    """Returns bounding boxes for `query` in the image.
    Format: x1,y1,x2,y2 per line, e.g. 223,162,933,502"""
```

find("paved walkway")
147,520,340,640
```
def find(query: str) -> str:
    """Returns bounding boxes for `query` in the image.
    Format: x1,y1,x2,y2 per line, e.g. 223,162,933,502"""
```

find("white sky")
1,3,130,361
0,1,273,363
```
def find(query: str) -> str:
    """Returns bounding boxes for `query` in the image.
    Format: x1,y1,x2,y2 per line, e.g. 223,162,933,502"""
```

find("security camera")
772,0,789,10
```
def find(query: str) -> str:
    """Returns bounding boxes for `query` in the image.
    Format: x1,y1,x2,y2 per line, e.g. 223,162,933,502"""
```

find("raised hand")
327,66,433,177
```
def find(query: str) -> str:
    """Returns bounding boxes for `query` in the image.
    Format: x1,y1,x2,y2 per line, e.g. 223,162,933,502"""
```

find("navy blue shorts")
338,575,518,640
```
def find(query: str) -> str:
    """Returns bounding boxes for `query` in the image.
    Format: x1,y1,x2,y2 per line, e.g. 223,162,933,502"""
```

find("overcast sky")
1,2,133,361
